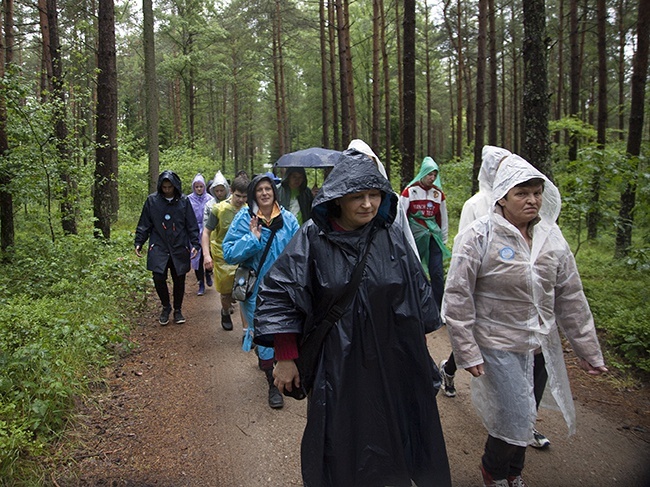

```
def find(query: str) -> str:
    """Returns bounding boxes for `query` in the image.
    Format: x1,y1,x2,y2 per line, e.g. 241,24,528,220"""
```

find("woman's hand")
465,364,485,377
578,358,608,376
250,215,262,240
274,360,301,394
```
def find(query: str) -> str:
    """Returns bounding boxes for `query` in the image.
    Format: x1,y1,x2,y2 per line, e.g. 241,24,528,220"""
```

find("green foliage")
0,232,148,479
576,241,650,372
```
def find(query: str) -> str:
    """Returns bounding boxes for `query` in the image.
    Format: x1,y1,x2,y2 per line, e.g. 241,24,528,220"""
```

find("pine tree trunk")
0,1,14,254
473,0,487,194
94,0,118,239
488,0,497,145
402,0,416,187
143,0,159,194
380,0,392,176
522,0,552,178
587,0,607,240
569,0,580,161
319,0,329,148
372,0,381,151
616,0,650,257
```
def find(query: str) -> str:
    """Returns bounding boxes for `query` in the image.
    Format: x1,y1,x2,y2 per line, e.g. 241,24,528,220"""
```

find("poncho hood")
492,154,562,223
480,146,512,193
157,170,182,198
208,171,231,200
408,156,442,189
347,139,388,179
312,148,397,231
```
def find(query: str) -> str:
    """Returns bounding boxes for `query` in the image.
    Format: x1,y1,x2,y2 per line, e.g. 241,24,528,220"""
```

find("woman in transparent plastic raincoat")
442,154,607,487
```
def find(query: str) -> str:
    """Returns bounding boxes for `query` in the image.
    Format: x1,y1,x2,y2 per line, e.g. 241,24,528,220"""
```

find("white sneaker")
529,428,550,448
439,359,456,397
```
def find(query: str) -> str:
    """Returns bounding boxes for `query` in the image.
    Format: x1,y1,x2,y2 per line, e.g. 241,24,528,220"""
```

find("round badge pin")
499,246,515,260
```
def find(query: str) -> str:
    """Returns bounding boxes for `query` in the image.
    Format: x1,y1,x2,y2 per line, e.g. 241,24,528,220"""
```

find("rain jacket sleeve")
441,220,488,369
553,236,605,367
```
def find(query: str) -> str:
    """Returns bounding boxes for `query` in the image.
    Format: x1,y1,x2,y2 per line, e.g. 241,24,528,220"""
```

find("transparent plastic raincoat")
442,154,605,447
254,150,451,487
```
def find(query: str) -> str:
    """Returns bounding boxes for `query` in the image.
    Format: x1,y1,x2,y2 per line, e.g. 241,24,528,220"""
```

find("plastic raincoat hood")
208,171,231,201
479,145,512,194
492,154,562,223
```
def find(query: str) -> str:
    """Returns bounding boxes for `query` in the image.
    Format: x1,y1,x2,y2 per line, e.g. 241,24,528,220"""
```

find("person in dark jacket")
275,167,314,225
254,149,452,487
135,170,200,325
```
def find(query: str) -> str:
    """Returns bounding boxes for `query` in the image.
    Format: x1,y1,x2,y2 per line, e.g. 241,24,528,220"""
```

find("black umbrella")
274,147,342,168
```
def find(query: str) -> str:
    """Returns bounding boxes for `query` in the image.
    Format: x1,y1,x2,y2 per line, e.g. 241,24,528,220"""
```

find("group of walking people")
133,141,606,487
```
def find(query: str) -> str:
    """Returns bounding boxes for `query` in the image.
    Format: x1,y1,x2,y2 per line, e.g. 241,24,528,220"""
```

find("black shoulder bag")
232,229,277,302
284,232,375,400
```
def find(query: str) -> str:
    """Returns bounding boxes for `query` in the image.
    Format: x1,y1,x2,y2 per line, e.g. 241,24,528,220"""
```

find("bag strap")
256,228,277,275
298,229,376,358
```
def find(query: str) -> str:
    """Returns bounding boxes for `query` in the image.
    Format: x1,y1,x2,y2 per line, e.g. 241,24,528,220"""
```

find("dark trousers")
428,237,444,311
194,253,205,283
481,352,549,480
482,435,526,480
152,257,186,311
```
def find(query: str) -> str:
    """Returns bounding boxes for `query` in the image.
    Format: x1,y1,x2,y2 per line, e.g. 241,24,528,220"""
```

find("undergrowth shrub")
0,231,149,480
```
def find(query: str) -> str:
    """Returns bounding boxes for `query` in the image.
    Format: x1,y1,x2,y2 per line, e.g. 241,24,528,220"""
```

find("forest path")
55,277,650,486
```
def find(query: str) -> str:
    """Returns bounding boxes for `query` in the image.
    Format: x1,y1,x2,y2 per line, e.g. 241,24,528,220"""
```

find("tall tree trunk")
395,0,403,152
94,0,118,239
588,0,607,239
488,0,497,145
522,0,552,178
568,0,580,161
275,0,290,151
424,3,434,157
328,0,339,149
615,0,650,257
319,0,330,148
555,0,565,144
380,0,392,177
37,0,52,103
272,27,285,155
143,0,159,194
188,34,195,148
371,0,381,151
473,0,488,194
617,0,628,140
336,0,351,144
0,0,14,254
511,6,520,153
342,0,356,141
402,0,416,187
47,0,77,235
455,0,464,158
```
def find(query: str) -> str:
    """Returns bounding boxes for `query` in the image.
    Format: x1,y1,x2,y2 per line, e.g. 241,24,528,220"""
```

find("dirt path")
55,278,650,487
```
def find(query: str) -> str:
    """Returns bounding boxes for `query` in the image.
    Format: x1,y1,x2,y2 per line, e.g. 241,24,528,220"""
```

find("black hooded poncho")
254,150,451,487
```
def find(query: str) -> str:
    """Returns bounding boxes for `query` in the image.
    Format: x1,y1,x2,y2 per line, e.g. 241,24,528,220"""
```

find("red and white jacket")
400,183,449,244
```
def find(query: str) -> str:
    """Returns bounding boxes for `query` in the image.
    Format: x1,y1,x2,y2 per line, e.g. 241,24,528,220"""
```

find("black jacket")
134,170,200,275
255,150,450,487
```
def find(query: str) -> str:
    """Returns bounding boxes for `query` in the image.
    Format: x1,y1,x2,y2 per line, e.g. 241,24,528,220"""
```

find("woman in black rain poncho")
254,149,451,487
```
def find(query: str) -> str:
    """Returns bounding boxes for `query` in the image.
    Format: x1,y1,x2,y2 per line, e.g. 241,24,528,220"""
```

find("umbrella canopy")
274,147,342,168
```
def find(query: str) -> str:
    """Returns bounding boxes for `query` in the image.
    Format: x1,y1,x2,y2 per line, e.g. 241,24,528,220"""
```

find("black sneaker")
159,306,171,326
221,312,233,331
174,309,186,324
